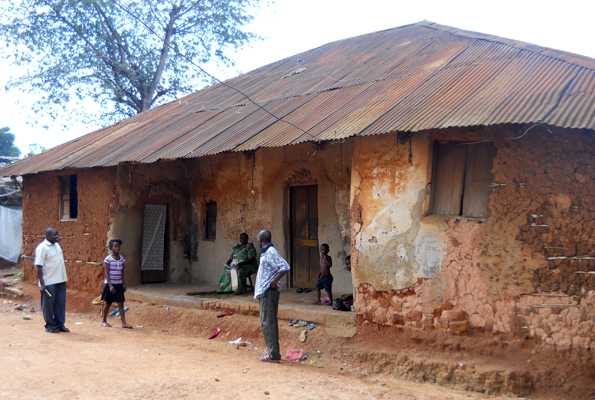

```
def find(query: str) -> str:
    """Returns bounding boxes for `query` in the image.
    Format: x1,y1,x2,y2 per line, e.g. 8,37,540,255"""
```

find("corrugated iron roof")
3,20,595,176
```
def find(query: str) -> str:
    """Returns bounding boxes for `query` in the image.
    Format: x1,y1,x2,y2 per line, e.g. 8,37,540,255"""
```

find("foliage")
0,127,21,157
1,0,268,123
25,143,47,157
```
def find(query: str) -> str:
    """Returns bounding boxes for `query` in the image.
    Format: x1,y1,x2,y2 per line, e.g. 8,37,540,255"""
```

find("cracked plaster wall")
351,126,595,352
190,141,353,293
110,161,193,286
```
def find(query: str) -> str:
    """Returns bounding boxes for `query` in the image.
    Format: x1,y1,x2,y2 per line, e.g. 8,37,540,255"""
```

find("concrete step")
126,288,356,331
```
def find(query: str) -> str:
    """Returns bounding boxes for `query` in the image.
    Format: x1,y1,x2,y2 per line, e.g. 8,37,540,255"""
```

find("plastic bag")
332,298,350,311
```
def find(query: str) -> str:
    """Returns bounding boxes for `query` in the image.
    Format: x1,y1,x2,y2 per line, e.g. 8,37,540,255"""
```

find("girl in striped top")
100,238,132,328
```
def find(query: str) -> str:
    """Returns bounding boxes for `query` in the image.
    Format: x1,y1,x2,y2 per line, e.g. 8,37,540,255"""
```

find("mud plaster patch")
414,227,447,278
357,188,438,291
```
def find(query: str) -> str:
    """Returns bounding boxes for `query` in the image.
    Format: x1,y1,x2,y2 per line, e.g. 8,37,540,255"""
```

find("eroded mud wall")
111,161,192,286
351,126,595,350
191,141,353,293
21,168,117,292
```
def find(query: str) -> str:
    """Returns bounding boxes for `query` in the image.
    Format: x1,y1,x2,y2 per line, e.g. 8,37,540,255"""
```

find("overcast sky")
1,0,594,154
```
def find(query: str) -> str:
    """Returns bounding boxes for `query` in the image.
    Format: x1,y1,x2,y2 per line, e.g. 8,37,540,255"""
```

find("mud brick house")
2,21,595,350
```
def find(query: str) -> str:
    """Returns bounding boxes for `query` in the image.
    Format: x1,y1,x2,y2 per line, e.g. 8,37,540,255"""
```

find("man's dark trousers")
41,282,66,330
259,287,280,360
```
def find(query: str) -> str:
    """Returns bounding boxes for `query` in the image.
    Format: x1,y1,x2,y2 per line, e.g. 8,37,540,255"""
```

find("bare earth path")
0,301,511,400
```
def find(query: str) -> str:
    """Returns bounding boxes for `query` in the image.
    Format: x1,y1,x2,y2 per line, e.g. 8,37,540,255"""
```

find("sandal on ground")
122,323,133,329
303,288,312,293
293,320,307,328
259,354,280,363
299,330,307,342
208,328,221,339
296,288,304,293
288,318,297,326
101,322,111,327
217,311,233,318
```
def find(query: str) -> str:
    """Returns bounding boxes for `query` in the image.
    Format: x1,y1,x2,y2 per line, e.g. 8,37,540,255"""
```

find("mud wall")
110,161,192,286
351,125,595,351
21,167,117,292
191,140,353,293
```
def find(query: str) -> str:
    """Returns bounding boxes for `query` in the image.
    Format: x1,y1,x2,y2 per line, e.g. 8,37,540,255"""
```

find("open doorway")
140,204,169,283
290,185,319,288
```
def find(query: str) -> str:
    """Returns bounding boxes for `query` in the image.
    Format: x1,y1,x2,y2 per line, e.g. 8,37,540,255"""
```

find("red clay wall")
22,167,117,292
352,125,595,351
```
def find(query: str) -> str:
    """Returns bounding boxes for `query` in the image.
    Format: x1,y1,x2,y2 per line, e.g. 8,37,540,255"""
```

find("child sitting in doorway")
313,243,333,305
100,238,132,329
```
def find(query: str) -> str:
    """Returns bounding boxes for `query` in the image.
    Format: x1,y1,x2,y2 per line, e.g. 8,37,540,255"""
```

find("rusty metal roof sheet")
3,20,595,176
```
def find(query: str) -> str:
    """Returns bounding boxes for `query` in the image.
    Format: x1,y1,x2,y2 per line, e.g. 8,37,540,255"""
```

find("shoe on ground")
259,354,280,363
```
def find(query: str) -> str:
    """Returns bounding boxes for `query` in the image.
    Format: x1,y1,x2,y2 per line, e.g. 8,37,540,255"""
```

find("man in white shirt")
35,228,69,333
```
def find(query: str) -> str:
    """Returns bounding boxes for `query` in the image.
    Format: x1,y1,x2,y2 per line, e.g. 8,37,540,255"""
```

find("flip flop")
288,318,297,326
296,288,304,293
299,330,307,342
303,288,312,293
101,322,111,327
217,311,233,318
122,323,133,329
208,328,221,339
293,320,307,328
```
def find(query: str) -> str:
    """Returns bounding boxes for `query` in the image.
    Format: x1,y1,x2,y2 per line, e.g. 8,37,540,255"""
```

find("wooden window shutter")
432,143,466,216
60,176,70,219
462,142,496,218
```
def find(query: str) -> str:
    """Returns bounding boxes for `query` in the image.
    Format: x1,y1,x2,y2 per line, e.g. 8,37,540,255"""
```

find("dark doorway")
290,185,319,288
140,204,169,284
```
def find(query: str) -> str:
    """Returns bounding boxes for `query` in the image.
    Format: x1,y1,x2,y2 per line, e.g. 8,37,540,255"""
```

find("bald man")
35,228,69,333
254,230,290,363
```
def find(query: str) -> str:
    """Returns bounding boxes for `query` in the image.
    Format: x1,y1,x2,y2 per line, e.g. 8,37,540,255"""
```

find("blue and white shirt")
254,243,290,299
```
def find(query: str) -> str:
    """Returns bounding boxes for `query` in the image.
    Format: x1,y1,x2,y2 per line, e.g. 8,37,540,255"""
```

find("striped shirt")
104,254,125,284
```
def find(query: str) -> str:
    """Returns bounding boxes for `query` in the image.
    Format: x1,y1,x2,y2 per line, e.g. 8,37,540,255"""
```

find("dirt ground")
0,282,593,400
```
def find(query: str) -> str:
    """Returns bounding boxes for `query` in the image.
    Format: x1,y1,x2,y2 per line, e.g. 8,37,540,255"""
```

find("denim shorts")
315,274,333,292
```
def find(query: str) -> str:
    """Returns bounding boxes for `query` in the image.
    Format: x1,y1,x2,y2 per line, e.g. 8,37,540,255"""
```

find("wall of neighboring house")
190,140,353,294
351,125,595,350
21,167,118,292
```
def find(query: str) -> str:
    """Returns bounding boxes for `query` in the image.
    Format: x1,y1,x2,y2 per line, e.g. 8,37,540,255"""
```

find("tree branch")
145,4,179,111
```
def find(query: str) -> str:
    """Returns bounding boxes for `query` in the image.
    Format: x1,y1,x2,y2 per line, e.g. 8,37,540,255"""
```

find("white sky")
1,0,594,155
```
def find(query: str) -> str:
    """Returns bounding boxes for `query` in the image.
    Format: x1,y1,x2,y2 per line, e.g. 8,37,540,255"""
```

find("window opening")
205,202,217,239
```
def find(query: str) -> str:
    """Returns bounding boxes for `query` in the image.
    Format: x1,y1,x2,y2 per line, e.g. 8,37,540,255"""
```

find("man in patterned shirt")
254,229,290,363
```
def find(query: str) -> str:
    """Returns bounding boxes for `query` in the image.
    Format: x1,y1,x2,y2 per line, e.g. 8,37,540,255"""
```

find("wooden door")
290,185,319,288
141,204,169,284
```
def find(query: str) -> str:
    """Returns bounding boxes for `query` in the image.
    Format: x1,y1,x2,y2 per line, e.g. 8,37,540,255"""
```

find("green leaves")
0,127,21,157
1,0,267,124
